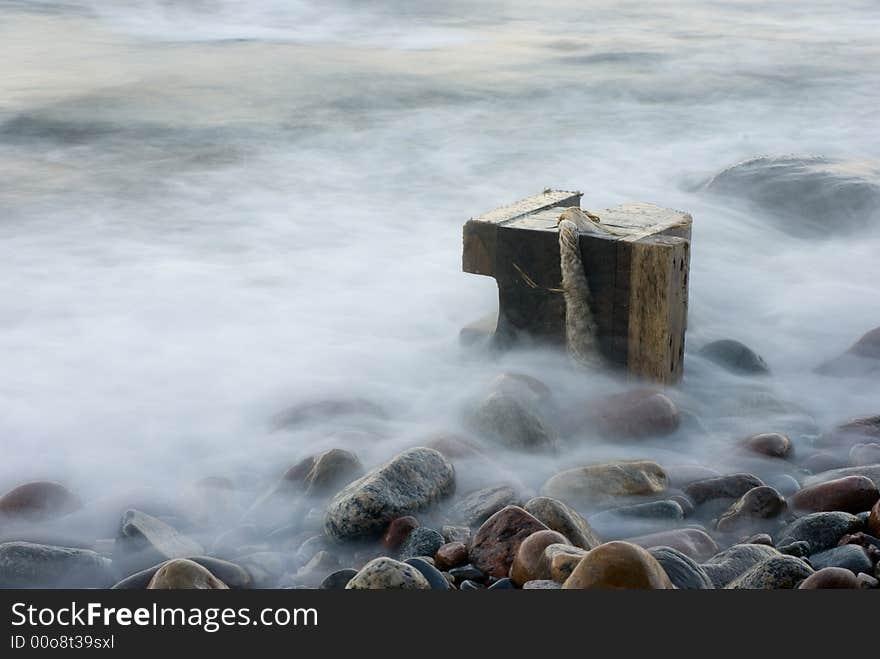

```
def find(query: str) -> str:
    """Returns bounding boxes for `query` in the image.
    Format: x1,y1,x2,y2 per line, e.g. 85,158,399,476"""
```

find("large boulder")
701,154,880,237
324,448,455,541
562,541,674,589
541,460,667,509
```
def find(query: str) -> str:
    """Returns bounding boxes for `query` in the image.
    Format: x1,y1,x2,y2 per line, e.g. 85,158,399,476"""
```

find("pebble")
449,485,519,526
539,543,587,583
469,506,549,578
649,546,714,589
742,433,793,459
345,557,431,589
435,542,468,571
808,544,873,574
320,568,357,590
701,543,781,588
382,516,420,550
562,541,674,589
112,556,251,589
448,564,486,584
698,339,770,375
459,579,483,590
398,527,444,561
684,473,765,505
441,525,472,545
510,529,570,586
0,481,82,522
404,557,451,590
0,541,115,588
776,511,864,553
114,509,204,575
542,460,668,509
147,559,228,589
798,566,859,589
324,447,455,541
626,528,718,561
777,541,811,557
488,577,516,590
857,572,879,588
789,476,879,515
725,555,813,589
716,486,787,533
523,496,601,550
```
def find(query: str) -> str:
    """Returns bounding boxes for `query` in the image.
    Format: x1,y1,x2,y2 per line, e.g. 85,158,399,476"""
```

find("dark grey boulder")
776,511,863,553
725,555,814,589
699,340,769,375
701,543,780,588
649,546,713,589
808,544,873,574
398,527,444,561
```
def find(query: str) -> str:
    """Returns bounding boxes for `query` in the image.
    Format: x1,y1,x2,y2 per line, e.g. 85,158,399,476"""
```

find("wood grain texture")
462,193,692,383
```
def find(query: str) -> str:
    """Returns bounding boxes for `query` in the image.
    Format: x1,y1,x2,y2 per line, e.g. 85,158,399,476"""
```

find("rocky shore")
2,328,880,590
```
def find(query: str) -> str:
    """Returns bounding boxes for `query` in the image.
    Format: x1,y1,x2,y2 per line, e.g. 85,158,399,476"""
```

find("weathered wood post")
462,189,692,384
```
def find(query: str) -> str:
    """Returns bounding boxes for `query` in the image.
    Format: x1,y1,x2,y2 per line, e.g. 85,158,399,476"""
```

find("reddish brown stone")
742,433,793,459
868,500,880,537
434,542,468,571
789,476,879,515
798,567,858,589
626,528,719,562
469,505,549,578
0,481,81,521
381,516,419,551
509,529,569,586
587,389,681,439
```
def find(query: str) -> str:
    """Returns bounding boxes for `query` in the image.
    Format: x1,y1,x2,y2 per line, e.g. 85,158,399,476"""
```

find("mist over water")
1,1,879,554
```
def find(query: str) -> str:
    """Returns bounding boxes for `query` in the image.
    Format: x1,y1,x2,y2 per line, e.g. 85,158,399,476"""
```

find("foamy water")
1,1,879,538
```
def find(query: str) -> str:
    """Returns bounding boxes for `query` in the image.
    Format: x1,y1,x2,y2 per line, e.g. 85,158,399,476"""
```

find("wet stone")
798,567,859,589
469,505,549,578
649,546,714,589
0,482,82,522
147,559,228,590
404,557,450,590
382,516,420,551
685,473,765,506
808,544,872,574
324,447,455,542
701,543,781,588
448,564,486,584
562,541,674,590
0,541,115,589
346,557,430,590
114,509,204,575
523,496,601,550
716,486,787,533
449,485,519,527
699,339,770,375
776,511,863,554
725,555,813,589
320,569,357,590
435,542,468,571
542,460,668,509
398,527,444,561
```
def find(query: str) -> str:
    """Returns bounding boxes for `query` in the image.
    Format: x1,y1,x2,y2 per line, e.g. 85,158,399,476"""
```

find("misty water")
1,1,879,580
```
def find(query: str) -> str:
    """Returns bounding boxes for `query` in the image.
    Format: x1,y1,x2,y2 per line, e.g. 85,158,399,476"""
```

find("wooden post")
462,190,692,384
